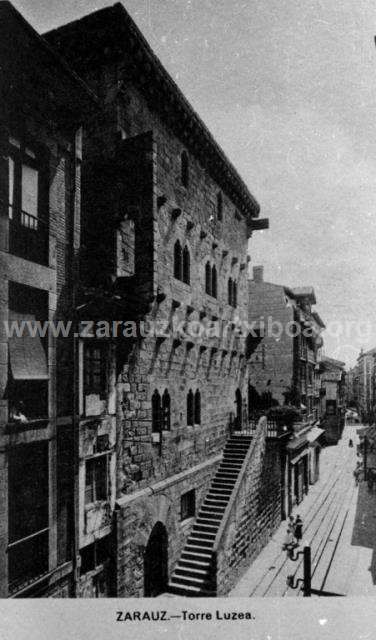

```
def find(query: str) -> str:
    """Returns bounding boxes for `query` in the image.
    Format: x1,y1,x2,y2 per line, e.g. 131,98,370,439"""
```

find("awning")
287,434,308,452
8,313,48,380
290,449,309,465
306,426,325,443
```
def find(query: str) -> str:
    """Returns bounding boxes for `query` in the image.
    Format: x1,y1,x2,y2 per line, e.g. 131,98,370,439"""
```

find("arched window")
162,389,171,431
233,281,237,308
217,191,223,221
181,151,189,188
152,390,162,433
211,265,217,299
228,278,233,305
194,390,201,425
235,388,242,429
187,389,194,426
174,240,182,280
205,262,211,295
182,246,190,284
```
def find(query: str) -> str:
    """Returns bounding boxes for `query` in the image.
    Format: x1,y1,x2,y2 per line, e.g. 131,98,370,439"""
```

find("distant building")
247,266,325,422
355,349,376,424
320,356,346,443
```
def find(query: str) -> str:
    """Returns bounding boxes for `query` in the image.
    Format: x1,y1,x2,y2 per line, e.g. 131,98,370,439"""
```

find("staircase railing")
230,410,279,438
211,416,268,595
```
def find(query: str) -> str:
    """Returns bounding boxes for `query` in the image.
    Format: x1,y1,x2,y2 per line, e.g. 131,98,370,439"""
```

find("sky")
12,0,376,366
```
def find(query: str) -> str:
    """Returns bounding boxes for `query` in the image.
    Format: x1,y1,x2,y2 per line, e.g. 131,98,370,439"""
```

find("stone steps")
167,434,253,596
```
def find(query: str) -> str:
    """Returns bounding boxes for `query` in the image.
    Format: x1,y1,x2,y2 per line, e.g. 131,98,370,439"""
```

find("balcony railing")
9,212,49,265
8,529,49,595
230,411,282,438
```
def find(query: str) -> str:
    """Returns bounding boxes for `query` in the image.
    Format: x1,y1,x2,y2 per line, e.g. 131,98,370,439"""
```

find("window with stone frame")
152,389,162,433
233,281,237,307
217,191,223,221
194,390,201,425
228,278,233,305
84,341,108,399
174,241,190,284
182,246,190,284
205,262,211,295
162,389,171,430
211,265,217,298
228,278,237,307
180,489,195,521
187,389,194,426
84,453,110,505
174,240,182,280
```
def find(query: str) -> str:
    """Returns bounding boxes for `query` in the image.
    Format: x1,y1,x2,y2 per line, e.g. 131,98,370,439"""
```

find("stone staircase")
168,434,253,596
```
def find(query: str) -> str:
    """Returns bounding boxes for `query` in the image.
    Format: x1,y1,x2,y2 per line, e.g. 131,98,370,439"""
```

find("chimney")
253,265,264,283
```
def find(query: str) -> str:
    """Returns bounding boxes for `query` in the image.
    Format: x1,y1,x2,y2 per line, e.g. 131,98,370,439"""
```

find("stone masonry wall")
115,456,221,597
77,63,251,494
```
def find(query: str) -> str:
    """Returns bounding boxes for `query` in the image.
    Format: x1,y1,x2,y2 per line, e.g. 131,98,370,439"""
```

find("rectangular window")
84,342,107,398
8,442,49,593
85,455,109,505
21,164,39,221
180,489,195,521
8,136,49,265
8,157,14,219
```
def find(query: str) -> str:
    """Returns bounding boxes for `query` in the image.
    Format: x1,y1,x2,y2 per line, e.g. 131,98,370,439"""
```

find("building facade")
44,3,274,597
247,266,325,422
0,1,96,596
320,356,346,444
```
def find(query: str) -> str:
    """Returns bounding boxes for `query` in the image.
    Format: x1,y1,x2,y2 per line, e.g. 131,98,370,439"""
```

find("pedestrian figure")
282,527,294,551
349,439,353,447
294,515,303,545
354,467,361,486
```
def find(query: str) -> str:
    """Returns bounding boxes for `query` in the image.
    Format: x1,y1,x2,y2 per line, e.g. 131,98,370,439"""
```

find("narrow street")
230,423,376,597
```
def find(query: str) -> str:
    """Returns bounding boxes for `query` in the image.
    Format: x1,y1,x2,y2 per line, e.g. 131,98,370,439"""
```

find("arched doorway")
144,522,168,596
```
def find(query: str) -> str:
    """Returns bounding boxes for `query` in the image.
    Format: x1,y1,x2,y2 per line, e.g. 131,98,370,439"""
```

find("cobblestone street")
230,423,376,597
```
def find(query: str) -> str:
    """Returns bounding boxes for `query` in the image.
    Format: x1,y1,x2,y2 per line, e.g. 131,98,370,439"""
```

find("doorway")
144,522,168,596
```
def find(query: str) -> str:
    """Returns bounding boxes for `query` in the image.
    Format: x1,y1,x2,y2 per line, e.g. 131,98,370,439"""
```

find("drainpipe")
70,127,82,597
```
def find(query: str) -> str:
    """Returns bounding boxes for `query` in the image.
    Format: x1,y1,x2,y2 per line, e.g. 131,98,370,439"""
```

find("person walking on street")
282,526,294,551
294,515,303,545
354,466,361,486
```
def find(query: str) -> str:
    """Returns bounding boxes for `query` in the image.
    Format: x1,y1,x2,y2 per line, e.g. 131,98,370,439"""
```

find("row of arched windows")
152,389,202,431
228,278,237,308
180,151,223,222
205,262,217,298
174,246,237,306
152,389,171,433
187,389,201,426
174,240,190,284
